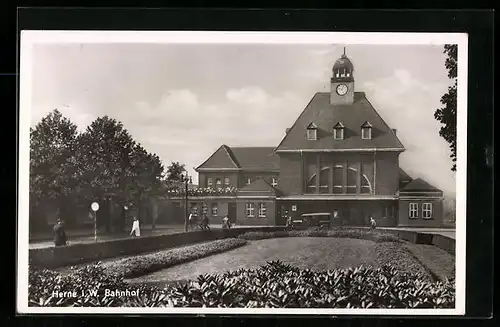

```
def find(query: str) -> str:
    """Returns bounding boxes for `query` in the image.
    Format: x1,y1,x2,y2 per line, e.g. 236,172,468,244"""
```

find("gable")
275,92,405,152
196,145,239,170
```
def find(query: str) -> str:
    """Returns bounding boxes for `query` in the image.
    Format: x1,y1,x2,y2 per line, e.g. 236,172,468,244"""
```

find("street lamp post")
182,173,192,232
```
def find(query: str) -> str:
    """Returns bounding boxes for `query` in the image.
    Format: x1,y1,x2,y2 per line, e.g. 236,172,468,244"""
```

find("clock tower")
330,48,355,105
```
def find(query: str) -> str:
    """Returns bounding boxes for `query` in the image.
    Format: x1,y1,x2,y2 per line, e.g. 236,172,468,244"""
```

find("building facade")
166,50,444,228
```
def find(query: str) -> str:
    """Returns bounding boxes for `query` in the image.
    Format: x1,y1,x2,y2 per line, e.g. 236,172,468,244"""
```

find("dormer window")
333,122,345,140
361,121,372,140
306,122,318,140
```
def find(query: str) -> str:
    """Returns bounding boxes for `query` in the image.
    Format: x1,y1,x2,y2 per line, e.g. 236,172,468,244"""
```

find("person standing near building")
369,216,377,230
285,211,292,229
222,214,230,229
201,214,210,231
130,216,141,237
53,219,67,246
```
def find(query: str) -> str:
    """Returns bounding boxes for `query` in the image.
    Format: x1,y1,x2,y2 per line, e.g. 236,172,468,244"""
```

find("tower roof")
333,48,354,71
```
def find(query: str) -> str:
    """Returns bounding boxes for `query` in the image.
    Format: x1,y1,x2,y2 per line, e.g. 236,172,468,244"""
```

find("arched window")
333,165,344,194
347,167,357,194
215,178,222,189
306,174,317,194
319,167,331,194
361,174,373,194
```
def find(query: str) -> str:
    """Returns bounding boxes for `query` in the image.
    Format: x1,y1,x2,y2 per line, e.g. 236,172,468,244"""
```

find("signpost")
91,202,99,242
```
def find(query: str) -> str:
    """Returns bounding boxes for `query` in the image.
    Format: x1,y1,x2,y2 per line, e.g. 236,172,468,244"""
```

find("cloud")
363,69,455,194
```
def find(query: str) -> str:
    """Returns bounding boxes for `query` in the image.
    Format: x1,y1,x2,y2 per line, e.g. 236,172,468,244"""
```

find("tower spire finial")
343,47,346,55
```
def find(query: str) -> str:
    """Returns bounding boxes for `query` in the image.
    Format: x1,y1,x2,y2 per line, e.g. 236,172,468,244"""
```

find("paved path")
29,225,268,249
378,227,456,239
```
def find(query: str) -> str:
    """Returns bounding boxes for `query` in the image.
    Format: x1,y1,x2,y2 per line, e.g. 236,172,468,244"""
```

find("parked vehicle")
292,212,331,229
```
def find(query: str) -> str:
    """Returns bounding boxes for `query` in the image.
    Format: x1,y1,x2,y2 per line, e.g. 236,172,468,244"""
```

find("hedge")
95,238,247,278
29,261,455,308
238,228,401,243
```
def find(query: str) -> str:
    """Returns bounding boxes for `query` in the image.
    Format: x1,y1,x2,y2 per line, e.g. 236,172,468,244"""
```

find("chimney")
285,128,291,134
392,129,397,135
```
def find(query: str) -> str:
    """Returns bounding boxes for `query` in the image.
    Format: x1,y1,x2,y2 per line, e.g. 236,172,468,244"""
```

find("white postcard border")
17,31,468,315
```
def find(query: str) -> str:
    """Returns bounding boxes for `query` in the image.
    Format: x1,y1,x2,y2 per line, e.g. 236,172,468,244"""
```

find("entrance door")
228,202,237,223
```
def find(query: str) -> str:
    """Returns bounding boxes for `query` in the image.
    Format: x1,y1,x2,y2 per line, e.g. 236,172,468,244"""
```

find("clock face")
336,84,348,96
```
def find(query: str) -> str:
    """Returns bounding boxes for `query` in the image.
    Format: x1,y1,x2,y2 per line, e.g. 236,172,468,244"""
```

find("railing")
165,187,238,197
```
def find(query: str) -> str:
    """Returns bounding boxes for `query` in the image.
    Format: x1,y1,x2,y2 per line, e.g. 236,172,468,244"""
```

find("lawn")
128,237,435,286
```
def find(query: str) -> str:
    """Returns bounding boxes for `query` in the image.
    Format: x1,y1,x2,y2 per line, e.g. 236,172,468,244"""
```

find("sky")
30,42,457,195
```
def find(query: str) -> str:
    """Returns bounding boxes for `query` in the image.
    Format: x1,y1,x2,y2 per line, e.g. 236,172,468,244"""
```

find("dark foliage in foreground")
29,261,454,308
238,228,401,243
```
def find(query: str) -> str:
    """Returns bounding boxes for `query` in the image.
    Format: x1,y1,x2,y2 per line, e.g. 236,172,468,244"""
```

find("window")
319,167,331,194
207,178,213,188
271,177,278,187
202,203,208,215
306,161,317,194
190,204,198,217
409,203,419,219
361,121,372,140
334,122,345,140
246,203,255,218
224,177,230,187
361,161,374,194
258,203,267,218
307,128,317,140
422,203,433,219
361,127,372,140
246,177,252,185
333,165,344,194
347,166,357,194
211,203,218,216
215,178,222,189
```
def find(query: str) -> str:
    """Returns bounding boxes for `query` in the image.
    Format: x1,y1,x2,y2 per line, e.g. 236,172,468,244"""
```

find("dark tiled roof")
229,147,280,171
237,179,279,194
196,145,239,170
399,168,412,181
400,178,442,192
198,146,279,171
275,92,405,151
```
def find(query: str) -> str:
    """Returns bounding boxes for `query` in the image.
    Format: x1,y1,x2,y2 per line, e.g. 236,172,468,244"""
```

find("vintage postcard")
18,31,467,315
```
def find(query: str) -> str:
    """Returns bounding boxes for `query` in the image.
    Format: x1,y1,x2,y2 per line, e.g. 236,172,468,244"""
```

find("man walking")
53,219,67,246
369,216,377,230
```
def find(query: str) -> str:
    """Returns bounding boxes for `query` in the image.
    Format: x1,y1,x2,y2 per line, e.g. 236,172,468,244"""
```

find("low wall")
29,226,286,269
30,226,454,269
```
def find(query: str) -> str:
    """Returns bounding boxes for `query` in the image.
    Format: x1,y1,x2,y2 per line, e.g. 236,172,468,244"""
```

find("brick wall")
278,153,303,195
239,172,278,188
398,199,443,227
198,172,239,188
236,199,276,225
375,152,400,195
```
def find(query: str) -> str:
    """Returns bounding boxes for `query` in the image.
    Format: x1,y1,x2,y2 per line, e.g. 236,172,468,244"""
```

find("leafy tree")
166,161,186,183
434,44,457,171
30,109,79,227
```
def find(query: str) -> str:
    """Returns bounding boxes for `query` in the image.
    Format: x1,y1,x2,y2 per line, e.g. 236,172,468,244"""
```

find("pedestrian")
285,211,292,229
369,216,377,230
202,214,210,231
53,219,67,246
188,212,194,229
130,216,141,237
222,214,230,229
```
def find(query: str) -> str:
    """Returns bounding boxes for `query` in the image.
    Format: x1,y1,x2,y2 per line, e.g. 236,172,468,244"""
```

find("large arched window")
361,161,374,194
306,174,317,194
347,166,357,194
333,165,344,194
319,167,331,194
306,160,317,194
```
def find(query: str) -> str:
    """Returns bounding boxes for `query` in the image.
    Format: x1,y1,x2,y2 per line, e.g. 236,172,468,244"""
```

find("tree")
30,109,80,228
166,161,186,183
434,44,458,171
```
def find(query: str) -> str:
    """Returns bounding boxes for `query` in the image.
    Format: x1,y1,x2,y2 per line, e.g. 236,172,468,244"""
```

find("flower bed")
29,261,455,308
238,228,400,243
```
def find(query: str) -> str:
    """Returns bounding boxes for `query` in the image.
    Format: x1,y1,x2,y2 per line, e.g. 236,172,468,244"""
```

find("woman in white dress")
130,217,141,237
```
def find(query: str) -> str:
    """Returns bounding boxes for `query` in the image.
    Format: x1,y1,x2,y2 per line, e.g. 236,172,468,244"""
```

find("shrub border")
29,226,455,269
